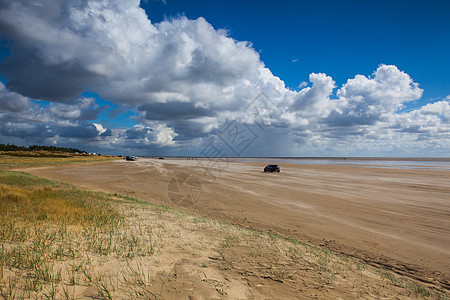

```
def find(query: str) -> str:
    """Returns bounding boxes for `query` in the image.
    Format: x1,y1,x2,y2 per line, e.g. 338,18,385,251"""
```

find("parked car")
126,156,136,161
264,164,280,173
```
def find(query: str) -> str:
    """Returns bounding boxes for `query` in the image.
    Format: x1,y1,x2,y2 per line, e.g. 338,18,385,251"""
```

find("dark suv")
264,164,280,173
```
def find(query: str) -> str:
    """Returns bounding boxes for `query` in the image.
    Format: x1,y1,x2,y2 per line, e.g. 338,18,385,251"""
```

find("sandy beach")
24,158,450,292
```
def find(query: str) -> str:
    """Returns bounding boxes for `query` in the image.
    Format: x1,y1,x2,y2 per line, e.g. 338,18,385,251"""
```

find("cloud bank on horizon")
0,0,449,156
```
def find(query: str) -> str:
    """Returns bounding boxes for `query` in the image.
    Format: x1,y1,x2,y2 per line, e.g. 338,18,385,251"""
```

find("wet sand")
24,158,450,292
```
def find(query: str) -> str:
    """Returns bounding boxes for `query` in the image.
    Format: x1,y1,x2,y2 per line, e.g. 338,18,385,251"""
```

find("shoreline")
146,156,450,161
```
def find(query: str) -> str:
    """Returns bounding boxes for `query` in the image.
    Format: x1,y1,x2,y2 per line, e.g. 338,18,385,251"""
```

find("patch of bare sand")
23,158,450,296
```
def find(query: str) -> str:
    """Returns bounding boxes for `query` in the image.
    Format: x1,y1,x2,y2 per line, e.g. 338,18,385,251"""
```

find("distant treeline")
0,143,83,153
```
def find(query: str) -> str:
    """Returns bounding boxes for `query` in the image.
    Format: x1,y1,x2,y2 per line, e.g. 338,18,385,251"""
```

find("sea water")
229,157,450,171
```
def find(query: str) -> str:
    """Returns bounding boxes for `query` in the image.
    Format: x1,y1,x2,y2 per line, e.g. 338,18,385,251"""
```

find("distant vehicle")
158,157,164,160
126,156,136,161
264,164,280,173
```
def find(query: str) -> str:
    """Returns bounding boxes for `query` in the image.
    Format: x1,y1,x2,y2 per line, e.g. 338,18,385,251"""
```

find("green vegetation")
0,144,82,154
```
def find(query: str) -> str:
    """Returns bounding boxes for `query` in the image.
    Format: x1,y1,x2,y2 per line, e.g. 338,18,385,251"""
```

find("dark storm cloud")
0,122,56,139
49,98,106,120
0,0,110,102
59,123,100,138
138,101,212,121
100,128,112,137
125,126,151,140
0,115,102,142
0,53,100,102
167,120,211,140
0,82,29,112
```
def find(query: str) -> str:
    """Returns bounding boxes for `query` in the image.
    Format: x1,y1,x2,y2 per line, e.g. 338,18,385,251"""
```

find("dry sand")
24,158,450,293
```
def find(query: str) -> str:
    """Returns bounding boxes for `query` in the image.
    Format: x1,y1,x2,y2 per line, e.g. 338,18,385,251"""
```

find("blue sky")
0,0,449,156
144,0,450,99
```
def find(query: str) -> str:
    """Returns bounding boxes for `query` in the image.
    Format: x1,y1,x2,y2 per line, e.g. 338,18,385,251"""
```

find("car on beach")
264,164,280,173
125,156,136,161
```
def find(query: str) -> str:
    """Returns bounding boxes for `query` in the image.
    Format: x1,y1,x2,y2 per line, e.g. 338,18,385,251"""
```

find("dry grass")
0,162,448,299
0,173,120,226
